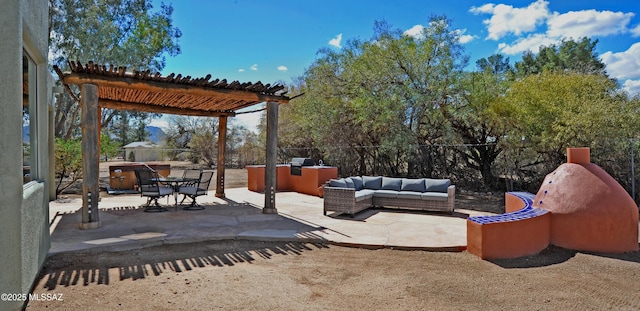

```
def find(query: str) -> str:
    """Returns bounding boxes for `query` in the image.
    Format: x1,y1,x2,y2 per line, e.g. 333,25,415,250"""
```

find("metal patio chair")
134,169,173,212
178,171,214,210
182,168,202,180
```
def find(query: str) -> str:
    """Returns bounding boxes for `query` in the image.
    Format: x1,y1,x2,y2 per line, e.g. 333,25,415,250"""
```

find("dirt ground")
96,161,250,189
26,241,640,310
32,162,639,310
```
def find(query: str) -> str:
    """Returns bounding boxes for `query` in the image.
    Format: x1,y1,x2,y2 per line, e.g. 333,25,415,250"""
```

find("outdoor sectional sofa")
323,176,455,217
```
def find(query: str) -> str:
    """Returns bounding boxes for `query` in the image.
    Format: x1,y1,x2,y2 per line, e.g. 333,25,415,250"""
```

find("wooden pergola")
54,61,289,229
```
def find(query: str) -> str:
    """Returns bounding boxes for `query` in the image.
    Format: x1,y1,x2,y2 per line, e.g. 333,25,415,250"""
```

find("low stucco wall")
21,182,49,295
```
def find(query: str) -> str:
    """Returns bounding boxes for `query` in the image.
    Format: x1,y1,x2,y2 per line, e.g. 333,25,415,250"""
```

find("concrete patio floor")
48,188,495,255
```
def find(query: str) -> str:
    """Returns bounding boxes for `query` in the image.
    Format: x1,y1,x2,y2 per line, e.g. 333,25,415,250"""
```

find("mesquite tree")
49,0,181,140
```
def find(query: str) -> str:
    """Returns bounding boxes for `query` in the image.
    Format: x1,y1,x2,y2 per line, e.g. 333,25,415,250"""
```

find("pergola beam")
63,73,290,104
98,98,236,117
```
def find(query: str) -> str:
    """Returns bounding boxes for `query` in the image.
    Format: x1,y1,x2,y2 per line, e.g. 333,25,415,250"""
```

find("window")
23,51,37,183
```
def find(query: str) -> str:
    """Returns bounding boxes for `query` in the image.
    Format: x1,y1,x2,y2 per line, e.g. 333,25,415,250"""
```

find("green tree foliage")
275,78,322,163
279,23,640,194
163,116,257,168
235,128,263,167
188,118,219,167
49,0,179,193
285,16,468,178
164,116,210,164
100,132,120,161
496,72,640,190
49,0,181,139
106,110,157,146
49,0,181,71
54,137,82,194
476,53,514,76
515,37,607,77
445,54,515,188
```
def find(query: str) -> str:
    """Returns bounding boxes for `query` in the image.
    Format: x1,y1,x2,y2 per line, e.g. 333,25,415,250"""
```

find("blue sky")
150,0,640,130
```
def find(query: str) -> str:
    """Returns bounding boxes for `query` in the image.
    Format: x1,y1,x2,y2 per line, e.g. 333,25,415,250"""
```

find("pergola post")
264,101,279,214
216,116,227,198
80,84,100,229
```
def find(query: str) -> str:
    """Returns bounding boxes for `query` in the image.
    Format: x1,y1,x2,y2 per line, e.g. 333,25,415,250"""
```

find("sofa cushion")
373,189,398,198
401,178,426,192
381,177,402,191
421,192,449,201
329,178,347,188
355,189,375,202
424,179,451,193
344,177,355,189
363,176,383,190
397,191,423,200
350,176,364,190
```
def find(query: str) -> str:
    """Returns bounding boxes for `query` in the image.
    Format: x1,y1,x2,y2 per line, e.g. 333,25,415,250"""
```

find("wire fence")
110,140,640,203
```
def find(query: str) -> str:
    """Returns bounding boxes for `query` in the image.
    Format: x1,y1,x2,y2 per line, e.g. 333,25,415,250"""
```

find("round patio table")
155,177,198,209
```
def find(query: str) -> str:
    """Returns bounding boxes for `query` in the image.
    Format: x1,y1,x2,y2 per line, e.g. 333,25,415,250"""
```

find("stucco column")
80,84,100,229
264,101,278,214
216,116,227,198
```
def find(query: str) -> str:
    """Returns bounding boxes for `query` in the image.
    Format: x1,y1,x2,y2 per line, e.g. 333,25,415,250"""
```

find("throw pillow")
401,178,426,192
350,176,364,190
344,177,355,189
424,178,451,193
381,177,402,191
362,176,383,190
329,178,347,188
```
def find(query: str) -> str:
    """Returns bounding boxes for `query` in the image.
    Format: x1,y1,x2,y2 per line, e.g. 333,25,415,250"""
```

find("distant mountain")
24,126,167,144
146,126,167,144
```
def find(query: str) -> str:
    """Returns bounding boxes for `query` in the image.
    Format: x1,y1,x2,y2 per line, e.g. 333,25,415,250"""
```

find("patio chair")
134,169,173,212
182,168,202,180
178,171,214,210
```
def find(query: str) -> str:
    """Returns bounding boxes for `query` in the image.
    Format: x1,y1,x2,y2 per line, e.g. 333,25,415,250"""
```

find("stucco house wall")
124,141,162,162
0,0,52,310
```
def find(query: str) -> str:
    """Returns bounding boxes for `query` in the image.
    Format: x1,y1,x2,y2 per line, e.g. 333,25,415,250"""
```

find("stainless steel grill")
290,158,314,176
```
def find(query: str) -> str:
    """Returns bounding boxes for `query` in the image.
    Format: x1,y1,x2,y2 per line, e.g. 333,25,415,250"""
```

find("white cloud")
470,0,550,40
238,68,245,72
601,42,640,80
459,34,476,44
250,64,258,71
547,10,634,38
405,25,475,43
622,79,640,97
329,33,342,48
631,24,640,37
455,29,476,44
497,33,559,54
472,1,637,55
149,117,170,130
469,3,495,14
277,65,288,71
601,42,640,97
404,25,425,40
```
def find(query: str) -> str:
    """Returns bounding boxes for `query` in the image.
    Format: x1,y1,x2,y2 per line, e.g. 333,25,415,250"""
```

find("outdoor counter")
246,165,338,197
109,163,170,190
